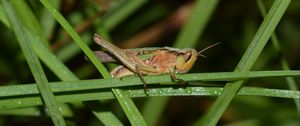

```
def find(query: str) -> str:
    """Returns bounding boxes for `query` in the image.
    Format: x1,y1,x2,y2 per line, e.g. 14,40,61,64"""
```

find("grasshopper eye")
183,51,194,61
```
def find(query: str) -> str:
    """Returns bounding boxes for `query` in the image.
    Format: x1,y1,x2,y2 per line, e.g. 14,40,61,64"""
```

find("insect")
93,34,220,88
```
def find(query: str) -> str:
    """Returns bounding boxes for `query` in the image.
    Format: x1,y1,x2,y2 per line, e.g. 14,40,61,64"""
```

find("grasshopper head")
176,49,198,73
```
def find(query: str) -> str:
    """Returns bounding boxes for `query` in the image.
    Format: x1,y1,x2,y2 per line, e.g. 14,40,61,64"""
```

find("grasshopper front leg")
168,67,187,85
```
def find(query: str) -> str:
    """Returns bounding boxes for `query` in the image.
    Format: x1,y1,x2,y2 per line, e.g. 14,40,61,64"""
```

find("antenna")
197,42,221,57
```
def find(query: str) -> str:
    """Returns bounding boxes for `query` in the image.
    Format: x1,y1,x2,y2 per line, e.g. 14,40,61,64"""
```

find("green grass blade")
101,0,148,31
84,101,124,126
112,89,147,126
0,71,298,97
9,0,123,125
39,0,123,124
195,0,291,125
11,0,48,46
39,0,61,37
174,0,219,48
6,0,78,81
282,60,300,112
39,0,144,124
9,0,78,81
1,0,65,125
1,86,299,110
10,0,75,120
0,107,41,116
39,0,110,78
257,0,300,112
112,87,146,126
142,97,169,126
2,70,297,115
0,3,10,27
32,37,78,80
235,0,290,71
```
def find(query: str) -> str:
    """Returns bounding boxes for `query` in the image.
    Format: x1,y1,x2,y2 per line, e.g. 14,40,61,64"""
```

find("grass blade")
39,1,146,125
195,0,291,125
142,97,169,126
112,89,147,126
84,101,124,126
282,61,300,111
24,0,123,125
39,0,110,78
0,71,298,97
101,0,148,31
0,86,299,110
8,0,78,81
174,0,219,48
39,0,61,37
0,3,10,27
257,0,300,112
11,0,48,46
1,0,65,125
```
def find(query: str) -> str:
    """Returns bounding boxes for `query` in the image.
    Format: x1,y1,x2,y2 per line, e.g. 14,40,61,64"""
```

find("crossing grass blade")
174,0,219,48
256,0,300,112
112,89,147,126
194,0,291,125
39,0,110,78
101,0,148,31
0,70,298,97
0,86,299,110
8,0,124,125
0,3,10,27
40,0,147,125
1,0,65,125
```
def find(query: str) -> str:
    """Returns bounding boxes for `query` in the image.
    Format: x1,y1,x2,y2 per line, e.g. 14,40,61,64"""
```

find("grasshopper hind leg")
135,65,148,94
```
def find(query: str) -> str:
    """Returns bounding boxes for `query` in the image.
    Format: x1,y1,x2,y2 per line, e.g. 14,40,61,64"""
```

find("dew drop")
187,90,191,94
159,90,163,94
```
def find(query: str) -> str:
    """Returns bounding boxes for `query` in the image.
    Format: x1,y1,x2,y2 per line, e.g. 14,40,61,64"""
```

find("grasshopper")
93,34,219,88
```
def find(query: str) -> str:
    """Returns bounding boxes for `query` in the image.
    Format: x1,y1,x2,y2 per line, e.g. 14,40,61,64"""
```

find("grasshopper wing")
93,51,117,63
